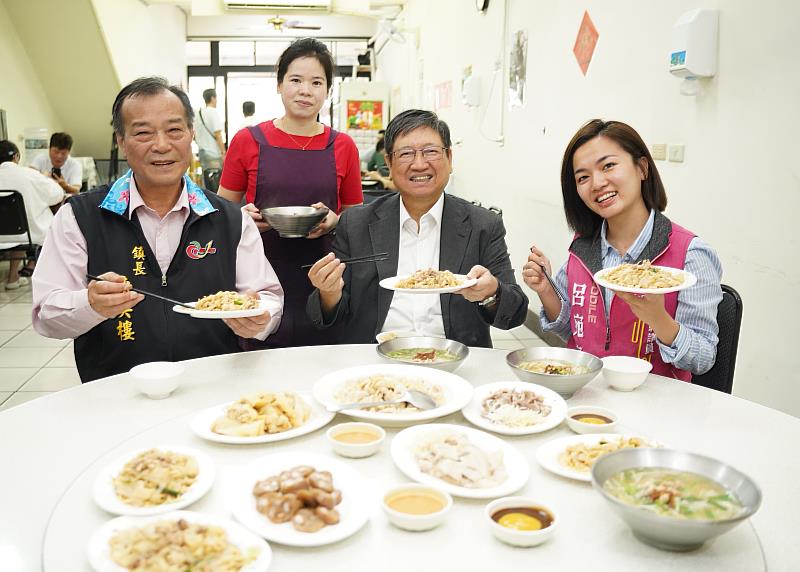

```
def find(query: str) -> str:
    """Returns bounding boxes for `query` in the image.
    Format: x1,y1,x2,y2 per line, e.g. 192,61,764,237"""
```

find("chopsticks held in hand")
540,265,567,303
85,274,194,309
300,252,389,270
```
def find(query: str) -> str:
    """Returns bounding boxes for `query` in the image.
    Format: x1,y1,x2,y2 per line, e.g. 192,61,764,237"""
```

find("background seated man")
0,140,64,289
30,132,82,196
32,77,284,382
307,109,528,346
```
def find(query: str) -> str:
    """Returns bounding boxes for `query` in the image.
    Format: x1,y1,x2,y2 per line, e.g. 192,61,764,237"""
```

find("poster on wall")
346,100,383,130
509,29,528,108
434,81,453,111
573,10,599,76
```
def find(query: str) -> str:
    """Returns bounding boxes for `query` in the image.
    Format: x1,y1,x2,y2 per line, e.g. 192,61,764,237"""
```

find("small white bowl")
566,406,619,434
485,497,558,547
382,483,453,531
601,356,653,391
129,361,185,399
325,422,385,458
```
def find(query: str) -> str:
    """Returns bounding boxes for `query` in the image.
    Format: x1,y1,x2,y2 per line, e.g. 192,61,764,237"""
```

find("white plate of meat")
228,451,371,547
461,381,567,436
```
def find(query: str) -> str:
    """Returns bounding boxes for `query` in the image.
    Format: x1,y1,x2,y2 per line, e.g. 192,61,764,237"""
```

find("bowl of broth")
566,406,618,434
382,483,453,531
506,347,603,398
485,496,558,547
376,336,469,373
592,448,762,551
326,422,385,458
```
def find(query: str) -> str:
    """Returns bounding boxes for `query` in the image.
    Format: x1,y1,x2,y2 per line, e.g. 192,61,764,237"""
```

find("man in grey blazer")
306,109,528,347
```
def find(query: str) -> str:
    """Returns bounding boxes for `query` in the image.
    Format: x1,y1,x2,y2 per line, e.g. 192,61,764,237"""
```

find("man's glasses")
390,146,448,164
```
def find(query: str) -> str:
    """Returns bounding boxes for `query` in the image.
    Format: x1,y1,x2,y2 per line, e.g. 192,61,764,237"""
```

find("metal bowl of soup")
505,347,602,398
591,448,762,551
260,206,329,238
376,336,469,373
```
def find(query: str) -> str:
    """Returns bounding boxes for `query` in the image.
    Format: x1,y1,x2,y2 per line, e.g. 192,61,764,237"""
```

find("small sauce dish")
566,406,618,434
382,483,453,531
129,361,185,399
485,497,557,547
326,422,385,458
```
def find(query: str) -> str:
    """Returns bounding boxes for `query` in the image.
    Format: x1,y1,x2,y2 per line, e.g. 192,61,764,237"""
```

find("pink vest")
566,221,695,381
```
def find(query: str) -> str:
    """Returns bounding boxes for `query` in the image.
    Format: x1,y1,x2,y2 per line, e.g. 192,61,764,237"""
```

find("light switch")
651,143,667,161
668,144,685,162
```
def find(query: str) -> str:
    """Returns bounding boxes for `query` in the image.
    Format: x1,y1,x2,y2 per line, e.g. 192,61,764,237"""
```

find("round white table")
0,345,797,571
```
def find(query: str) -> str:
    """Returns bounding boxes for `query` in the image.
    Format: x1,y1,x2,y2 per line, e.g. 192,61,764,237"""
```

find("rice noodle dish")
560,436,654,473
396,269,462,289
334,374,443,413
195,291,259,311
602,260,684,289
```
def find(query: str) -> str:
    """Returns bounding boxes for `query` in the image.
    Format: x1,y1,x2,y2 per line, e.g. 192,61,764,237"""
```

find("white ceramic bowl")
382,483,453,531
325,422,386,458
485,497,558,547
129,361,185,399
566,406,619,434
602,356,653,391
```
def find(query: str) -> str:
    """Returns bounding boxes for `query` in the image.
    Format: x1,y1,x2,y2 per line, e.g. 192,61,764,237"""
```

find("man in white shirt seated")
0,140,64,289
29,132,83,196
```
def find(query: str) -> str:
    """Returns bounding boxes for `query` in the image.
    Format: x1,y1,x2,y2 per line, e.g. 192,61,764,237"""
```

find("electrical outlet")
668,144,685,162
651,143,667,161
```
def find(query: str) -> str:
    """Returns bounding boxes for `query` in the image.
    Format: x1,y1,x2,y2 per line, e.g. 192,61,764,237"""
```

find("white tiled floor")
0,262,547,411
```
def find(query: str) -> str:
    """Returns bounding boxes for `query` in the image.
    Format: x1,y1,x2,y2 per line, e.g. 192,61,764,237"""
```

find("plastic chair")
692,284,742,394
0,191,37,262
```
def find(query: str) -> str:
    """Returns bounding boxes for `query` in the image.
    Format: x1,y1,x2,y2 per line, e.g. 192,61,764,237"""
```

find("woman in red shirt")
219,38,363,348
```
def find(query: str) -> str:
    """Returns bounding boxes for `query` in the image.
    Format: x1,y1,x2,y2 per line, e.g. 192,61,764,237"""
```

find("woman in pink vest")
522,120,723,380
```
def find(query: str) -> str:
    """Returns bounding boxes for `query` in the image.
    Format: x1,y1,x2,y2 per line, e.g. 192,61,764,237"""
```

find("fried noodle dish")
559,436,654,473
334,374,443,413
212,391,311,437
602,260,684,289
112,449,198,507
195,291,259,311
108,518,256,571
396,269,462,289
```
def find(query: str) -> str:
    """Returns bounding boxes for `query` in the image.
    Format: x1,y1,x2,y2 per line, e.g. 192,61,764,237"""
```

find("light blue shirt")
540,210,723,375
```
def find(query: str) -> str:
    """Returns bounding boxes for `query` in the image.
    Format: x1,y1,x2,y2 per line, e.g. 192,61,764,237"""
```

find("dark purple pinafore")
244,125,340,348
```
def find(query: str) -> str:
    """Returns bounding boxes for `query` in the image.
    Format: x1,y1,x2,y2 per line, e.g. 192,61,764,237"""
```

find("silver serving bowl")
260,206,329,238
376,336,469,373
591,448,762,551
505,347,602,397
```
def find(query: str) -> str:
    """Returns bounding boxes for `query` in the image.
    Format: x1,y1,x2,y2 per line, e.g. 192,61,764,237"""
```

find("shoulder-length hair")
561,119,667,237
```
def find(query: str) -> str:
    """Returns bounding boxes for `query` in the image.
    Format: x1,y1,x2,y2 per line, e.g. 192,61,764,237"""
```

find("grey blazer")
307,193,528,347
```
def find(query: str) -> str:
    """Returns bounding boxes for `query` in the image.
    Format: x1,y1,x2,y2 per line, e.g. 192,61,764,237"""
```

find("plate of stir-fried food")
173,291,267,319
379,268,477,294
92,446,215,516
594,260,696,295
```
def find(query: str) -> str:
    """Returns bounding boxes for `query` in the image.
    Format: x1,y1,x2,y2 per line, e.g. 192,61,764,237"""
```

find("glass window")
332,41,368,67
185,41,211,66
255,41,291,66
219,41,255,66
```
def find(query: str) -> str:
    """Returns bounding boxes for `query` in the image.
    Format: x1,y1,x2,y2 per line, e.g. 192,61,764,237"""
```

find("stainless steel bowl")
505,347,602,397
591,448,762,551
376,336,469,373
260,206,329,238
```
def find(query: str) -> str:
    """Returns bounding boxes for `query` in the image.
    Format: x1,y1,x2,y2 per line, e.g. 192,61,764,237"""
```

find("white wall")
378,0,800,417
93,0,188,87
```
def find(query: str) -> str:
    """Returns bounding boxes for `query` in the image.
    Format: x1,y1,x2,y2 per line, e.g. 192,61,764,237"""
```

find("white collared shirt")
382,194,446,337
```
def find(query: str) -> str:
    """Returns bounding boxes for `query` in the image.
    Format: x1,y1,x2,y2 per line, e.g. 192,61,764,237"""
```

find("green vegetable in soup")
386,347,458,363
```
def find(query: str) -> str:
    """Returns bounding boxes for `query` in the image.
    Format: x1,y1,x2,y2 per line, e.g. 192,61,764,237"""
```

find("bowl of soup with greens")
376,336,469,372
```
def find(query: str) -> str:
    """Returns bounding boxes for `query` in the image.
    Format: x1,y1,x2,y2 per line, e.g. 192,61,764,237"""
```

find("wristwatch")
478,287,501,308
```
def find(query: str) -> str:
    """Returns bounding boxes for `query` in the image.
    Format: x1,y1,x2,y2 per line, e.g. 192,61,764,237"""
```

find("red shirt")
220,119,363,211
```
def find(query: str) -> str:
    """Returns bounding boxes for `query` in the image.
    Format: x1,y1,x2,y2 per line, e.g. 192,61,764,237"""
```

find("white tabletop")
0,345,796,571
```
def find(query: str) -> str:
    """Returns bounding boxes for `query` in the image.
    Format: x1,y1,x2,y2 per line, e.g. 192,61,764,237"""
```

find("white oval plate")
462,381,567,436
229,451,371,547
390,423,530,499
191,392,334,445
536,433,662,483
92,445,215,516
593,265,697,295
173,297,270,319
87,510,272,572
379,274,478,294
312,364,473,428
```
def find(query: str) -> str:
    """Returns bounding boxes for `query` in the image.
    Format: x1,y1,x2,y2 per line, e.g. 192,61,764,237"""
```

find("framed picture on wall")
0,109,7,141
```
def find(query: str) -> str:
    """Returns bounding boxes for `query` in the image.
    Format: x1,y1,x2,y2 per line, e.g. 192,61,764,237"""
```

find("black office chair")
692,284,742,394
0,191,37,262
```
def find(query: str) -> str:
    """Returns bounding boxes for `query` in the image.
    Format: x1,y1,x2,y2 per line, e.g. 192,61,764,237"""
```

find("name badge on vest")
186,240,217,260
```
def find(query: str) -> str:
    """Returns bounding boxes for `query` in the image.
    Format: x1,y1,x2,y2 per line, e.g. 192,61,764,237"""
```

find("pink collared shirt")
32,178,283,341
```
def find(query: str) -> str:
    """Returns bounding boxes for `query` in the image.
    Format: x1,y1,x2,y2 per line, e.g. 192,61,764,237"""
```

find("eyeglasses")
390,146,449,164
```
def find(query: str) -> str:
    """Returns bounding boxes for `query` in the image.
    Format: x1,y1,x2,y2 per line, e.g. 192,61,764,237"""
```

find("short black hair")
242,101,255,116
111,76,194,137
0,140,19,165
49,132,73,151
383,109,452,156
202,88,217,104
277,38,334,88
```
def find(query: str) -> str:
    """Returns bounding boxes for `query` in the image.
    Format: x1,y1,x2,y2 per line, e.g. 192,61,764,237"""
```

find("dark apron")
243,125,339,349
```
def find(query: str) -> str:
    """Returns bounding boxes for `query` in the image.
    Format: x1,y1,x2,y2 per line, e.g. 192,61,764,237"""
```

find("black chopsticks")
300,252,389,270
540,265,567,302
86,274,194,309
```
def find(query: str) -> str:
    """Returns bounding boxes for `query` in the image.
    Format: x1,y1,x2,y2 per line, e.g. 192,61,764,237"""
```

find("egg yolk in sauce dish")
492,507,553,531
385,490,446,515
332,429,381,444
571,413,613,425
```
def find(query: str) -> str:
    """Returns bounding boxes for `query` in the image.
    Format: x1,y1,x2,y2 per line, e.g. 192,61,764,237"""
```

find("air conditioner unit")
222,0,331,11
